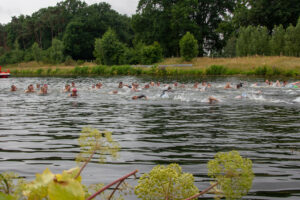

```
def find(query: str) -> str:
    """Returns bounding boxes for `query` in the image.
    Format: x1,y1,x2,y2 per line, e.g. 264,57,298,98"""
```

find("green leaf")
0,192,14,200
48,176,85,200
23,168,55,200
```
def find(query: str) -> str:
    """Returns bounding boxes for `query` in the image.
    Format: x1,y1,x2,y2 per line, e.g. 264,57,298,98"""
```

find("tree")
223,35,237,57
270,25,285,56
179,32,198,61
140,42,163,64
49,39,64,64
31,42,43,62
63,20,94,60
250,26,269,56
133,0,236,57
233,0,300,31
236,26,252,56
10,40,24,63
94,29,126,65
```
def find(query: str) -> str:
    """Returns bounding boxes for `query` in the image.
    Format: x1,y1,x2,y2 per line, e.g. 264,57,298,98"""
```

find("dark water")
0,77,300,199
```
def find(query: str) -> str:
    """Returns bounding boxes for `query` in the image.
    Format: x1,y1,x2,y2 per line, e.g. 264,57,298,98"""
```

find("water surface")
0,77,300,199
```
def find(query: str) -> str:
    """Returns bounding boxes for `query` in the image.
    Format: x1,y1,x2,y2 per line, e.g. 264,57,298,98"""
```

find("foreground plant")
0,127,137,200
186,150,254,200
135,163,199,200
134,151,254,200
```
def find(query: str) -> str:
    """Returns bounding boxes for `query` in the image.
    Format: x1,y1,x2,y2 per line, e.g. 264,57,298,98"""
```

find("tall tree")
49,38,64,64
133,0,236,57
269,25,285,56
233,0,300,31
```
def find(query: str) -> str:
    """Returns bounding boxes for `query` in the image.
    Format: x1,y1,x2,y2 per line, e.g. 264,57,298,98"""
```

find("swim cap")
72,88,77,92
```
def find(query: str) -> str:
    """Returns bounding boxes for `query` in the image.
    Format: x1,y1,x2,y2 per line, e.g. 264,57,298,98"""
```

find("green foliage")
49,39,65,64
133,0,236,57
93,38,102,65
223,35,237,57
208,151,254,200
140,42,163,65
284,19,300,57
64,55,76,66
206,65,228,75
10,41,24,64
179,32,199,61
31,42,43,63
233,0,300,31
270,25,285,56
236,26,269,56
135,163,199,200
94,29,126,65
76,127,120,164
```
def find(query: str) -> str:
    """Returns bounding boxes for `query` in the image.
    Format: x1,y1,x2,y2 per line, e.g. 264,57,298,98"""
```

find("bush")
206,65,227,75
31,42,43,63
140,42,163,64
76,60,84,66
94,29,126,65
179,32,199,61
64,56,76,66
49,39,64,64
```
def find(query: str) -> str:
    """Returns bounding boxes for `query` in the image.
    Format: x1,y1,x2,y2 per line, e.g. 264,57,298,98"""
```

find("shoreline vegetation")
3,56,300,78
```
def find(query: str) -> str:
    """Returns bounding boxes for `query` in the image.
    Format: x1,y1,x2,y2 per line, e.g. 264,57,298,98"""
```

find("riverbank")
2,56,300,77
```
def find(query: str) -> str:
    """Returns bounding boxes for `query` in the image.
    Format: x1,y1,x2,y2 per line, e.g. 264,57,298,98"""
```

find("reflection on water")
1,77,300,200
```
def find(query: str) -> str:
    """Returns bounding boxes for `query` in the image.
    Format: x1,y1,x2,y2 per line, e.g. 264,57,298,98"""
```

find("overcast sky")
0,0,139,24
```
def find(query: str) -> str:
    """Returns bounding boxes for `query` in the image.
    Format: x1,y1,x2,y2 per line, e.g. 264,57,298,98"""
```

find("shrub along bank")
9,64,300,78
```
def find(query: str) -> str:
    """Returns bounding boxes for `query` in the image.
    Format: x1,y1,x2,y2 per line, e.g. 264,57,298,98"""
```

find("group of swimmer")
9,79,300,104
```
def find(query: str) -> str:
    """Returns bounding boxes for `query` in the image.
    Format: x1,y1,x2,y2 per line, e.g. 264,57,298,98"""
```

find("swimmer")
25,84,35,93
96,82,102,89
160,87,172,97
132,95,147,100
11,85,17,92
36,84,40,89
150,81,155,87
38,86,48,95
143,84,150,89
251,82,258,87
236,83,243,89
208,96,219,104
275,80,281,87
109,90,118,94
69,88,78,97
71,82,75,88
235,92,248,99
156,82,161,87
64,84,71,92
202,81,207,87
118,82,123,88
174,82,178,87
265,79,269,85
283,81,288,87
224,82,232,89
179,84,185,88
291,81,300,86
194,82,199,88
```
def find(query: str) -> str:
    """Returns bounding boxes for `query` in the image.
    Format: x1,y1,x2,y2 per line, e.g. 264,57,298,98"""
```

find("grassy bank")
2,56,300,77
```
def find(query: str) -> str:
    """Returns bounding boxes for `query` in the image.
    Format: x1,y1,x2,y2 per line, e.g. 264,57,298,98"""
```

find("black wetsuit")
137,95,146,99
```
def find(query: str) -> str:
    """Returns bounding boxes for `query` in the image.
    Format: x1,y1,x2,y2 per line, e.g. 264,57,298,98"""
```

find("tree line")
0,0,300,65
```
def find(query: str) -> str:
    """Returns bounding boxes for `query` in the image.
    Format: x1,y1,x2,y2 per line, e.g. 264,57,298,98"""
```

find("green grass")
9,64,300,78
5,56,300,78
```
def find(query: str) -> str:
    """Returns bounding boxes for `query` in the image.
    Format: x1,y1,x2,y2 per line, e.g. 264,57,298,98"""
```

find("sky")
0,0,139,24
